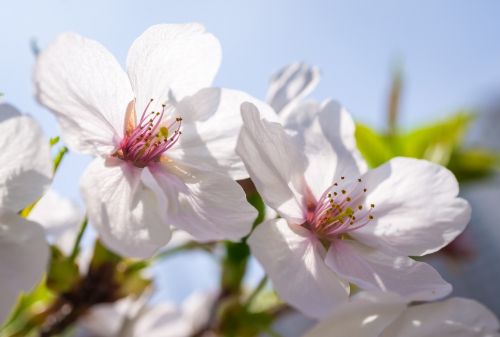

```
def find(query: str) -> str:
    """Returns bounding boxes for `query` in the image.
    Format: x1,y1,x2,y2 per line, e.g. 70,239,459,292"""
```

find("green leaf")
90,240,122,270
448,148,500,182
355,123,394,168
117,267,152,297
247,192,266,228
221,241,250,294
0,278,55,333
399,112,474,165
46,246,80,293
218,299,274,337
49,136,60,147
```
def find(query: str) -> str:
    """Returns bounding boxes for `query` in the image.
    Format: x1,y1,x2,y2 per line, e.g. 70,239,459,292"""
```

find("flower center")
114,99,182,168
303,176,375,242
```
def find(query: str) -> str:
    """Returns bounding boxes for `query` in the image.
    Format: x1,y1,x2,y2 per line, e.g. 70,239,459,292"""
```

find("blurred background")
1,0,499,322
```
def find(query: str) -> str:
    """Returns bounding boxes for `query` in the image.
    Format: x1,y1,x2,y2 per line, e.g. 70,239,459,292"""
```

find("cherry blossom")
266,63,320,116
303,292,500,337
0,103,51,323
29,189,83,254
237,102,470,318
78,292,214,337
35,24,275,258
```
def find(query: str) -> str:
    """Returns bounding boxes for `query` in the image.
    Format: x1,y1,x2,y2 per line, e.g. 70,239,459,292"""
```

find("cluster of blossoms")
0,23,498,336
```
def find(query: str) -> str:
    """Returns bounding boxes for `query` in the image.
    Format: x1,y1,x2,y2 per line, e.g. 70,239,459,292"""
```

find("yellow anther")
159,126,169,138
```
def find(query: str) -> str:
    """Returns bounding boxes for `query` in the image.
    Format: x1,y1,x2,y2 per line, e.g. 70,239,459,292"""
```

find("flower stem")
52,146,68,173
244,275,268,310
69,217,88,262
152,241,213,261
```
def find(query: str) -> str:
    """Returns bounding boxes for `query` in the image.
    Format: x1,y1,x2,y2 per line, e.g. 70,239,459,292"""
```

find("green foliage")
448,149,500,182
355,111,499,181
0,279,55,336
222,241,250,294
49,136,60,147
399,112,473,165
355,124,395,167
90,240,152,299
218,297,274,337
46,246,80,293
90,240,122,269
247,192,266,230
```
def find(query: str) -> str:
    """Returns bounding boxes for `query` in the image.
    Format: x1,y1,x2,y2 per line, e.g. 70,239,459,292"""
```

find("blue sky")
2,0,500,201
1,0,500,303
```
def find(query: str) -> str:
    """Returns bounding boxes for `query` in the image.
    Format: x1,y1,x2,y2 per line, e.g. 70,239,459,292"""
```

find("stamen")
305,175,375,242
114,99,183,167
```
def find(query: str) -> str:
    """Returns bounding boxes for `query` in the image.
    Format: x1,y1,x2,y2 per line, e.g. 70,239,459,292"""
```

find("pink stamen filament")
117,99,183,167
305,176,375,241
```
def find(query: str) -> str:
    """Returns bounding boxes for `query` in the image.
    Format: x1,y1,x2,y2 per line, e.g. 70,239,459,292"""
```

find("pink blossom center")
303,176,374,242
114,99,182,168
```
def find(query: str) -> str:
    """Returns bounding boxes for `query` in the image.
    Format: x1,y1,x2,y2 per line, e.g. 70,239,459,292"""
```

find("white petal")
0,213,49,323
267,63,320,114
181,291,215,333
288,100,367,199
133,304,191,337
81,301,128,336
171,88,277,180
81,157,171,258
149,162,255,242
281,100,322,131
28,190,83,252
0,105,52,212
325,240,451,302
127,23,221,116
236,102,307,223
303,292,406,337
352,157,471,256
35,33,133,156
163,229,194,250
383,298,500,337
248,218,349,319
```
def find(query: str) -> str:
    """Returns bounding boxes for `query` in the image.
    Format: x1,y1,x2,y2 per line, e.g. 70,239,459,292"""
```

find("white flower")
266,62,320,117
258,63,321,222
0,103,51,323
35,24,275,258
237,102,471,318
303,292,500,337
79,292,214,337
29,189,83,254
